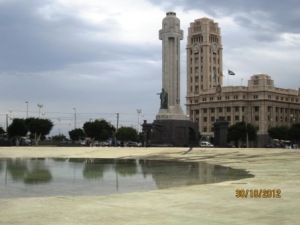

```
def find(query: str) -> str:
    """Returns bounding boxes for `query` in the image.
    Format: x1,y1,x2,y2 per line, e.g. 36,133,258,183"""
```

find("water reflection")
0,158,254,198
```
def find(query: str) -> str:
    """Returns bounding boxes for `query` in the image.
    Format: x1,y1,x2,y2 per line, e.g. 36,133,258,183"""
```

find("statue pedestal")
213,117,229,147
156,105,188,121
142,119,199,147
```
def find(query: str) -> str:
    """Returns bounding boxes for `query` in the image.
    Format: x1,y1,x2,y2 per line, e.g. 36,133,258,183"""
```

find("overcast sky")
1,0,299,137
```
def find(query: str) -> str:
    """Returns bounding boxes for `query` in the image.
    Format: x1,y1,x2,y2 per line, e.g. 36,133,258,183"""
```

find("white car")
200,141,214,147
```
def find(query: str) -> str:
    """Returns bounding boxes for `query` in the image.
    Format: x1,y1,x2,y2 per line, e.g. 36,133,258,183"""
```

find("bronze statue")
158,88,168,109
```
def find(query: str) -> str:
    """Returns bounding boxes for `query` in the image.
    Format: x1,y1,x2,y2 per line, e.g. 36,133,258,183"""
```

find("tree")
116,127,138,142
52,134,66,142
7,118,28,146
268,126,289,140
25,117,54,146
227,121,257,147
69,128,85,141
83,119,115,141
288,123,300,142
0,127,5,135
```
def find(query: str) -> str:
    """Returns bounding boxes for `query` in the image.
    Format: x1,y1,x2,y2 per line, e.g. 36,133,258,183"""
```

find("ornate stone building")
186,18,300,147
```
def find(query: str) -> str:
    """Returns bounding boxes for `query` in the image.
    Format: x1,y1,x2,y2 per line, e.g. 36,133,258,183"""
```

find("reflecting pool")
0,158,254,198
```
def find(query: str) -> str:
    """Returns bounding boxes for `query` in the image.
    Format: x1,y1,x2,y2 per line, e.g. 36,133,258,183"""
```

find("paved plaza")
0,146,299,225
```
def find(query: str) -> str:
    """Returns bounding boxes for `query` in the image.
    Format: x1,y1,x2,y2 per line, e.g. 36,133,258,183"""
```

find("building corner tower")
186,18,223,116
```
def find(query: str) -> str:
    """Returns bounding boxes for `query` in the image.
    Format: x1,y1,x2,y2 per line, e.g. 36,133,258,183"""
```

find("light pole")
73,108,77,129
137,109,142,133
25,101,28,118
37,104,43,118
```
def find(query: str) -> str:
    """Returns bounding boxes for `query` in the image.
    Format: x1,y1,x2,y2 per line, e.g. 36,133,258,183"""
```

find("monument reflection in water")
0,158,253,198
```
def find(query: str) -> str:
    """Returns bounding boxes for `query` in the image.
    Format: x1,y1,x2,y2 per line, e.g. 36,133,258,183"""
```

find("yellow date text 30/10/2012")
235,189,281,198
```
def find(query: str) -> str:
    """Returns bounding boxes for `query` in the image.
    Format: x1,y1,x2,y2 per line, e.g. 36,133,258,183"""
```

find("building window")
217,96,222,100
203,98,206,101
203,127,207,132
210,108,215,113
210,97,214,101
234,95,238,99
203,117,207,122
254,95,258,99
255,106,259,112
268,106,272,112
235,106,239,112
227,116,231,121
218,108,223,113
226,107,231,112
255,116,259,121
203,109,207,113
235,116,239,121
225,96,230,100
211,117,215,122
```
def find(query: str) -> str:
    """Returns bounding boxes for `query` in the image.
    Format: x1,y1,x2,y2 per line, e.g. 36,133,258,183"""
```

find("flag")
228,69,235,75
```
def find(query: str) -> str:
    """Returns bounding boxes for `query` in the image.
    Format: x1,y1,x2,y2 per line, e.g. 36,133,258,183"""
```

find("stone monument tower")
142,12,198,147
157,12,187,120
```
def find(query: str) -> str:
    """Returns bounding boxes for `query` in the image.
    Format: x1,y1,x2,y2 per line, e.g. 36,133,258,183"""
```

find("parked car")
99,141,110,147
126,142,140,147
200,141,214,147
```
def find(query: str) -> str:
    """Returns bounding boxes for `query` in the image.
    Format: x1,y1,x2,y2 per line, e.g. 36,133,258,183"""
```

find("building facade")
186,18,300,147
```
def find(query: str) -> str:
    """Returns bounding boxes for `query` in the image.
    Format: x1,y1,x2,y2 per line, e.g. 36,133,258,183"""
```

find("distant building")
186,18,300,147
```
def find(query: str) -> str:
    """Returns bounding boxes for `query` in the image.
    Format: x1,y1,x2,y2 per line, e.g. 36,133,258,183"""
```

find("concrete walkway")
0,147,299,225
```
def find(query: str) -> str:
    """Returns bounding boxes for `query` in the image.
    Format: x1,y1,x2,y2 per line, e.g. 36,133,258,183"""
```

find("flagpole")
227,70,229,86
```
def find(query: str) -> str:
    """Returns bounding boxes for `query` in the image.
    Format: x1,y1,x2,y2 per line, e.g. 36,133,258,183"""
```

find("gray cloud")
150,0,300,33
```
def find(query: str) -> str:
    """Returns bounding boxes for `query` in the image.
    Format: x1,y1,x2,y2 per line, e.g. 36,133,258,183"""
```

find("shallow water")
0,158,253,198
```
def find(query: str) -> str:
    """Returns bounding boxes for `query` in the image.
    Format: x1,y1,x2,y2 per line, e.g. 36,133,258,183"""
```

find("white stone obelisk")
157,12,187,120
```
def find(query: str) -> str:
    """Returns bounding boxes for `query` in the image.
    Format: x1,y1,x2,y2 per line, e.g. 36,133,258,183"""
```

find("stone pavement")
0,147,299,225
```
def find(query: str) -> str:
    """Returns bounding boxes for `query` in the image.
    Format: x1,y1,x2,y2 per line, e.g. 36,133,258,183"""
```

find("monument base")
142,119,199,147
156,106,188,120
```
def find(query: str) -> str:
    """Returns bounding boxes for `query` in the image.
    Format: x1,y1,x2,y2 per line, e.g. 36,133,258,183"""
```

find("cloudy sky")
1,0,299,137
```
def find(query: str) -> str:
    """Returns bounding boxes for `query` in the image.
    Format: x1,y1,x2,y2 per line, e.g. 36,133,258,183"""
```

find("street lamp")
137,109,142,133
73,108,77,129
25,101,28,118
37,104,43,118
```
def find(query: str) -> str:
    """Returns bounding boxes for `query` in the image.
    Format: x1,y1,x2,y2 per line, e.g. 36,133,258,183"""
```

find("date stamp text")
235,189,281,198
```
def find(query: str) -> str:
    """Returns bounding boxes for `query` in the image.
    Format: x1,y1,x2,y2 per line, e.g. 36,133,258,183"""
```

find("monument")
142,12,198,147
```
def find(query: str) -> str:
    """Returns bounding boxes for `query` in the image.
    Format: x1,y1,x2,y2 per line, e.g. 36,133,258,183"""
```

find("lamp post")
37,104,43,118
73,108,77,129
137,109,142,133
25,101,28,118
290,114,294,126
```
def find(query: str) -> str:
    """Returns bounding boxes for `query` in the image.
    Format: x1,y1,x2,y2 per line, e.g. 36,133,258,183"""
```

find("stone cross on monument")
157,12,187,120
